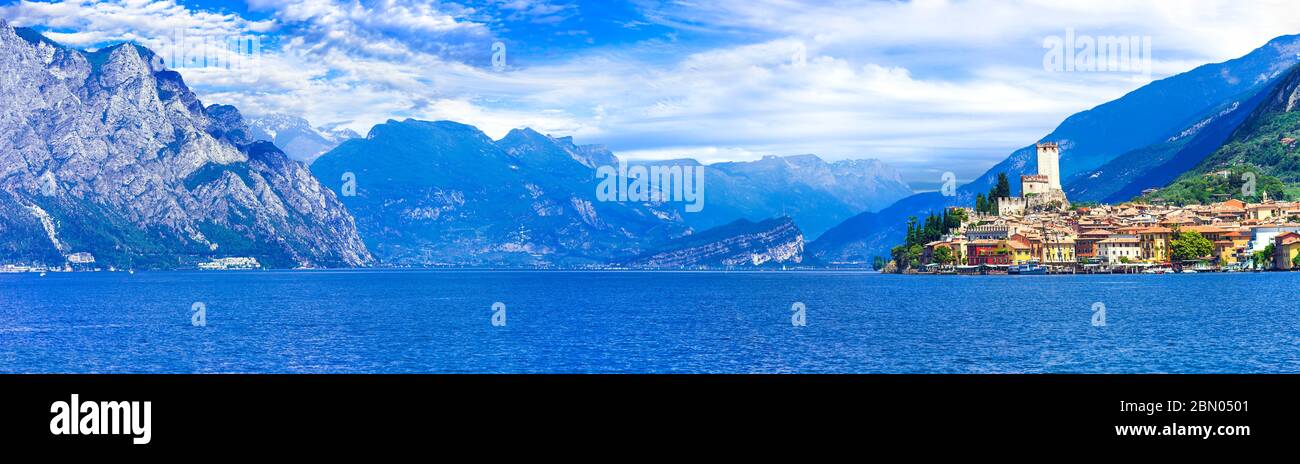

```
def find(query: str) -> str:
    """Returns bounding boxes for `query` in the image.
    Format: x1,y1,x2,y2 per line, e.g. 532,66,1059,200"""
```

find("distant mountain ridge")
248,114,360,164
0,20,372,269
636,154,912,239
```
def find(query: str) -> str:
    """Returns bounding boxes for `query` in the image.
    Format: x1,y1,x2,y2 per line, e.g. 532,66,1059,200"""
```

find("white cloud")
6,0,1300,184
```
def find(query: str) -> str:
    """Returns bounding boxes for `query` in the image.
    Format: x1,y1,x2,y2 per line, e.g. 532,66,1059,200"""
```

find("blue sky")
5,0,1300,190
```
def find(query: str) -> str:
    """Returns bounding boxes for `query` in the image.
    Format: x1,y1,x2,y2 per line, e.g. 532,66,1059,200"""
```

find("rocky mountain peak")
0,22,372,269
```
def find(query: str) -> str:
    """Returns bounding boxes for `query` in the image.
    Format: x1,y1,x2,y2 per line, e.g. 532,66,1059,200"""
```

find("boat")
1009,260,1047,275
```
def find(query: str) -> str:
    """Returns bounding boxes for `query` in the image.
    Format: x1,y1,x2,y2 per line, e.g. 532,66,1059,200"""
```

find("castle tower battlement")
1036,142,1061,190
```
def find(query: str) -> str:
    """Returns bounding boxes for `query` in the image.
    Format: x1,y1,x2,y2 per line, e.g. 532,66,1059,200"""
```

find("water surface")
1,270,1297,373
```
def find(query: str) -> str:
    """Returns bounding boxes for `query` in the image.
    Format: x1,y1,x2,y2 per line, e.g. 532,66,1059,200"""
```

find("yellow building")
1043,237,1076,264
1137,227,1173,263
1007,234,1034,264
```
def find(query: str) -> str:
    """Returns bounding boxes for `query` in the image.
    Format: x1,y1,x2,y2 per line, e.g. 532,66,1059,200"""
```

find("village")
909,143,1300,274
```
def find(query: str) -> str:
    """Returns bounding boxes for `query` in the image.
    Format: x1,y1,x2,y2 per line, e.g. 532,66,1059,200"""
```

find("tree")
1292,253,1300,270
1170,231,1214,263
994,173,1011,199
976,194,988,214
905,216,919,246
1252,243,1276,270
949,208,968,224
872,256,886,271
933,246,954,267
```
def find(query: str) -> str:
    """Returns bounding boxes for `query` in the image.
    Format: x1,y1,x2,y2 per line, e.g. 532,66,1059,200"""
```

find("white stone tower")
1036,142,1061,190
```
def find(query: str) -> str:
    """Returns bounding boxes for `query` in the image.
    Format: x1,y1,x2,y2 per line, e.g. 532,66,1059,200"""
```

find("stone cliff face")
623,217,804,268
0,21,372,269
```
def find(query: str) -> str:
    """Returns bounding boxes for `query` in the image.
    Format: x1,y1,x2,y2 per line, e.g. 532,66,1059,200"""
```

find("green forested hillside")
1146,66,1300,205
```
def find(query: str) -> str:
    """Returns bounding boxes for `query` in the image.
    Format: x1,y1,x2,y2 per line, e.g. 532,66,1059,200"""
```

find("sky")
4,0,1300,190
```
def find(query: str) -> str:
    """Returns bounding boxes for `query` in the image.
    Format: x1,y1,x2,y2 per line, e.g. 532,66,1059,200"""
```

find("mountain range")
7,17,1300,270
307,122,907,266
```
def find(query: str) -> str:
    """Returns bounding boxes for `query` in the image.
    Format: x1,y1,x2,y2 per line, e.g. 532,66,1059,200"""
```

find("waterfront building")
1275,232,1300,270
966,240,1010,266
1075,229,1112,260
198,257,262,270
1136,227,1173,263
67,252,95,264
1043,234,1076,265
1098,237,1141,264
1246,225,1300,254
1007,234,1034,264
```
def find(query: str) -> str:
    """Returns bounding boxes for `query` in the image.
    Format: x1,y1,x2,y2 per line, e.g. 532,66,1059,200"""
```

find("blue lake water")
1,270,1298,373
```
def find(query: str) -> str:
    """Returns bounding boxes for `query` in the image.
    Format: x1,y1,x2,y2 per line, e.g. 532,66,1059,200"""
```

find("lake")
1,270,1297,373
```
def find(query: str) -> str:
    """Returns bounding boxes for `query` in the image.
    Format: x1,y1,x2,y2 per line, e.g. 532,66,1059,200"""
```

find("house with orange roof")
1006,234,1034,264
1180,225,1227,242
1075,229,1112,260
1274,232,1300,270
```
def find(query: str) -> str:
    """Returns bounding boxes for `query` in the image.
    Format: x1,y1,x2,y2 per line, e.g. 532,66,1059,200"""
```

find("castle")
997,142,1070,216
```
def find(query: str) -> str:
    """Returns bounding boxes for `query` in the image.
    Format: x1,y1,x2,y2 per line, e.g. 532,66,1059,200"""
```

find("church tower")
1036,142,1061,189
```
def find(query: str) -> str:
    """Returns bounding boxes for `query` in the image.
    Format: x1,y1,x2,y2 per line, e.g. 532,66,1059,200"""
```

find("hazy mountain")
810,34,1300,264
621,217,804,268
637,154,912,239
248,114,360,164
0,21,372,269
310,121,689,266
